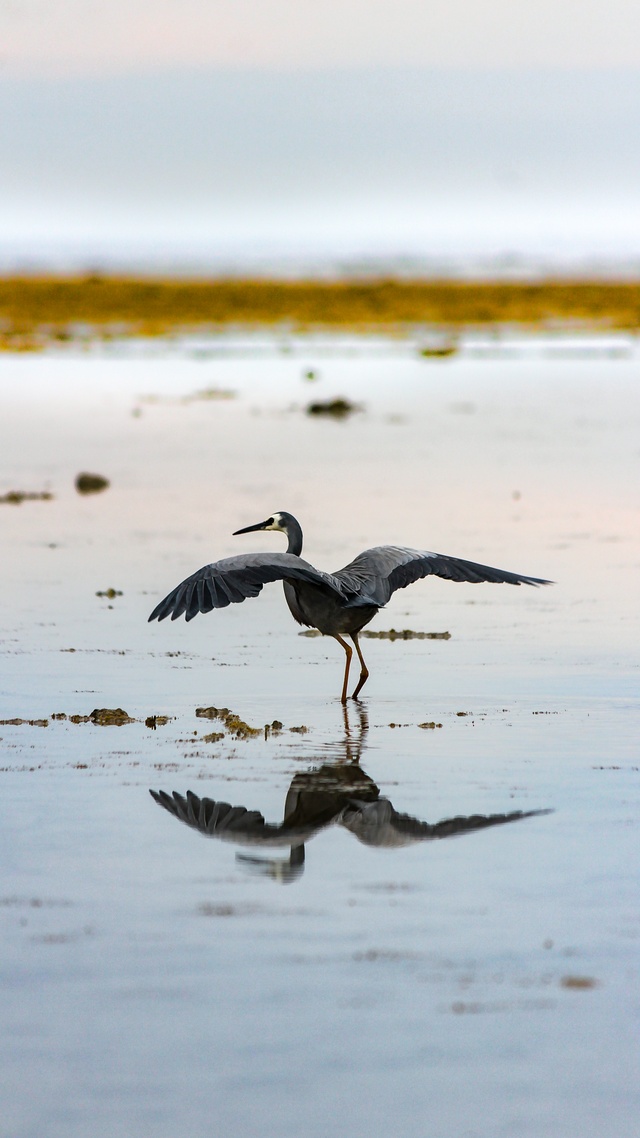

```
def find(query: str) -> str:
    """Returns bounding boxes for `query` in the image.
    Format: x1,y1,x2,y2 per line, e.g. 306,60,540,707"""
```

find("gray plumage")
150,784,551,879
148,550,341,623
339,799,549,848
149,788,312,848
148,510,552,700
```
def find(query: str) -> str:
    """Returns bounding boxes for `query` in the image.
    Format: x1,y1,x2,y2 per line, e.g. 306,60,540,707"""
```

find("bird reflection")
150,705,549,882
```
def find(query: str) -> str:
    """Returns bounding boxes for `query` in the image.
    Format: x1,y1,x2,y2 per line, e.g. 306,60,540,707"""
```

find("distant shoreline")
1,276,639,347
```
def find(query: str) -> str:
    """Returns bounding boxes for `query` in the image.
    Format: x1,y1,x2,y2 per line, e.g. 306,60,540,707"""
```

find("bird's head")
233,512,303,556
233,511,290,537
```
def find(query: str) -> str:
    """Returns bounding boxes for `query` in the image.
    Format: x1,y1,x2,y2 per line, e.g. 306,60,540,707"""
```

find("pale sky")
1,2,640,269
3,0,640,75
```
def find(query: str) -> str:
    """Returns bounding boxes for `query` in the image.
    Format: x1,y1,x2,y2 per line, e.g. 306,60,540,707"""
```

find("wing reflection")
150,705,550,882
339,799,547,848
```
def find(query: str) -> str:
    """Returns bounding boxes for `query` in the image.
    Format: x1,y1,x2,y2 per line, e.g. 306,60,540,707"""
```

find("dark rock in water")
306,398,359,419
90,707,134,726
75,472,110,495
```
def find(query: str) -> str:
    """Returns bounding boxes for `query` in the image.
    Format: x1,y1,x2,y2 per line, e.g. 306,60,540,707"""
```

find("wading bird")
148,701,548,878
148,511,551,701
150,783,548,880
150,700,550,880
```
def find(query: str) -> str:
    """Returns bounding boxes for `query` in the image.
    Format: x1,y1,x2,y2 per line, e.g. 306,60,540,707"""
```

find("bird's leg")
342,702,353,761
342,699,369,762
350,633,370,700
333,634,353,704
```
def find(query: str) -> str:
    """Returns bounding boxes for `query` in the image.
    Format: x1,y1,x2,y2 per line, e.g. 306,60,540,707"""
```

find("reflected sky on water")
1,335,638,1137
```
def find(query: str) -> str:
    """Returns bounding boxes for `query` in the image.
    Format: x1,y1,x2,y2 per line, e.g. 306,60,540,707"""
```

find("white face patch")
265,512,286,533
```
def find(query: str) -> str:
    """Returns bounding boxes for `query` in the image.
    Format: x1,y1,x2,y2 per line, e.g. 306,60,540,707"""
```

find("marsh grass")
1,276,640,348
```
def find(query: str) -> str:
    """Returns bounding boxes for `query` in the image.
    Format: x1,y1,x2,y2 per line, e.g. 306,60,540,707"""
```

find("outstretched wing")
150,789,323,847
334,545,552,607
340,798,551,847
148,552,343,622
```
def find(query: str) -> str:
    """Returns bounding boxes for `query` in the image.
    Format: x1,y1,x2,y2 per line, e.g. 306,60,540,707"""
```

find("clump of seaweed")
195,706,261,739
300,628,450,640
361,629,451,640
418,343,458,358
0,490,53,505
182,388,236,402
90,708,134,726
75,473,109,495
306,398,360,419
27,709,135,725
95,588,122,599
0,717,49,727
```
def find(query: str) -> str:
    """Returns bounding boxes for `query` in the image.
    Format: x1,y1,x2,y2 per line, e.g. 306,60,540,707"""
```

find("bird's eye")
266,517,274,526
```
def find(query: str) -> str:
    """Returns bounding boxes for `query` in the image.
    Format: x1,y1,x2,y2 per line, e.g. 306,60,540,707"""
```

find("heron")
148,511,552,701
150,704,551,878
150,782,548,878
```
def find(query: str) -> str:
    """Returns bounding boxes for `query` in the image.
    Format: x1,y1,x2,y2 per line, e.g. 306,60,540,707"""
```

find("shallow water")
1,335,639,1137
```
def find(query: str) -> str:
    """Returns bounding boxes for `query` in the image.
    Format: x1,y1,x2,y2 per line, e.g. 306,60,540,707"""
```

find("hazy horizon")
2,1,640,276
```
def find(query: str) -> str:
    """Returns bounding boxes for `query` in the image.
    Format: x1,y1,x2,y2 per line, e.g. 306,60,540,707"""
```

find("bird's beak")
233,519,270,536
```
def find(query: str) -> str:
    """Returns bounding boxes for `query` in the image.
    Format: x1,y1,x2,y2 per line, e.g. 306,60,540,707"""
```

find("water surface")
1,335,638,1137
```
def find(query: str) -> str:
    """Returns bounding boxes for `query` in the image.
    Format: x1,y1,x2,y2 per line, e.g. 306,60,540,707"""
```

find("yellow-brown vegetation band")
1,276,639,344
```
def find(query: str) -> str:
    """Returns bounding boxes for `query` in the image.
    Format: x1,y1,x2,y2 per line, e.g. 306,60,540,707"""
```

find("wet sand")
1,332,638,1137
